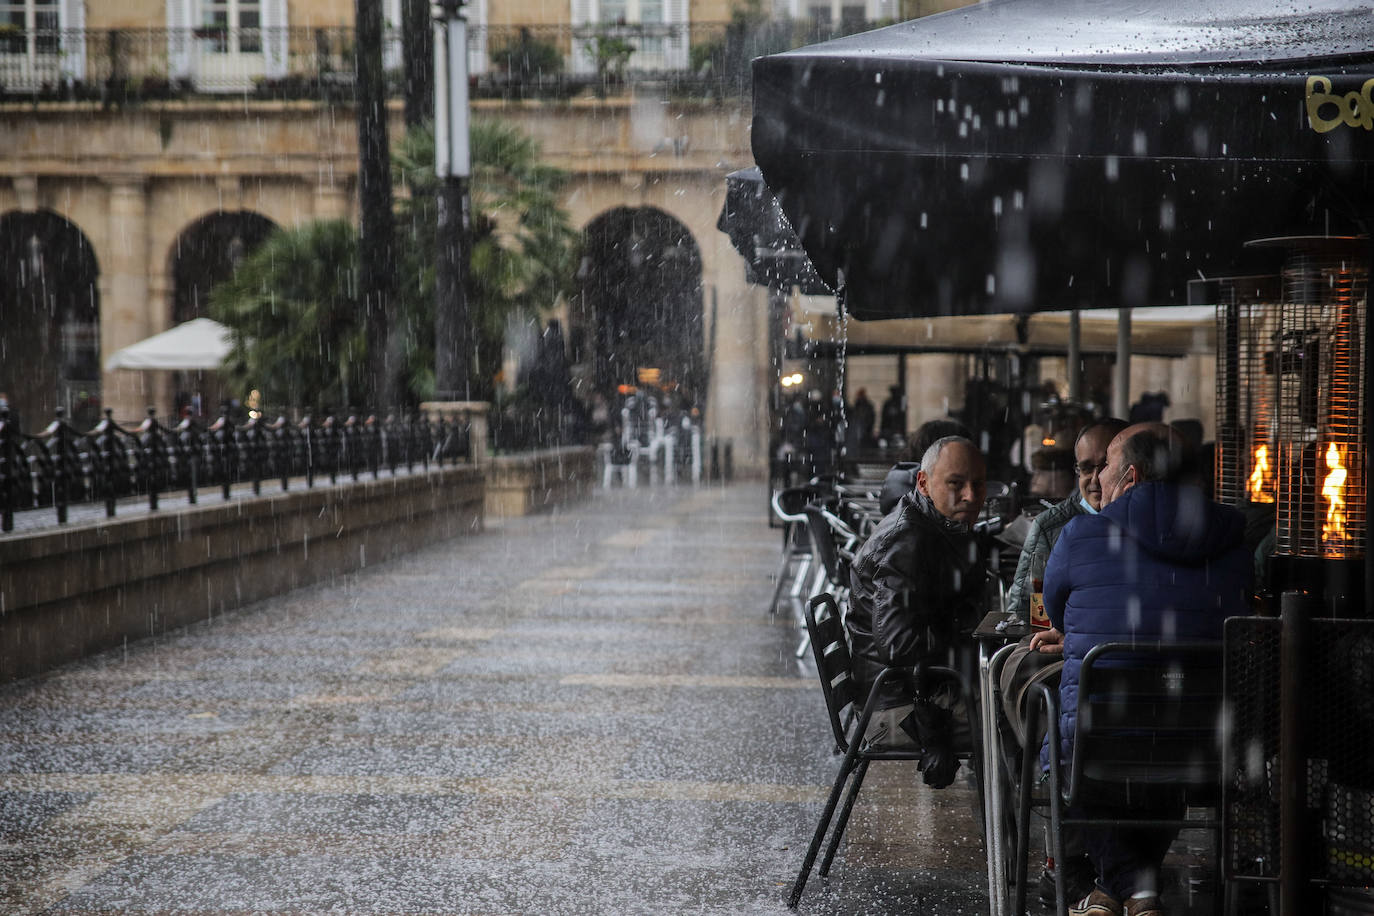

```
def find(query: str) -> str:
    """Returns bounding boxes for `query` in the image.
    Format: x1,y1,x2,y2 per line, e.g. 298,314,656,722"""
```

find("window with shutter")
57,0,82,80
0,0,61,90
194,0,271,91
166,0,194,81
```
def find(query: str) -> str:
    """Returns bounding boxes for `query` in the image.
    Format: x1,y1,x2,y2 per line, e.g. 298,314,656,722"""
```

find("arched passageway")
0,211,101,427
574,206,705,405
167,210,277,415
170,210,278,324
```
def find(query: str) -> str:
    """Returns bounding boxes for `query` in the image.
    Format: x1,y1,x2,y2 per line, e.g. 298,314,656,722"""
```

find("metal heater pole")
1366,244,1373,619
1223,299,1240,500
1279,591,1313,914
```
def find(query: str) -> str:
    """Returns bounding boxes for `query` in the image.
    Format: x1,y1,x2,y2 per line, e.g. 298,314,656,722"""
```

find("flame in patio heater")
1321,442,1350,548
1247,444,1274,503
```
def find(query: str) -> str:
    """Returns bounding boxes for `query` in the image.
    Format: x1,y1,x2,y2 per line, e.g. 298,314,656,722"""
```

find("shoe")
1037,855,1097,907
1069,887,1123,916
1037,867,1056,907
1123,896,1163,916
1062,854,1098,903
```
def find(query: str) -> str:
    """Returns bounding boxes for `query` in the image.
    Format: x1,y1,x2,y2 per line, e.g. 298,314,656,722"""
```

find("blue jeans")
1072,788,1183,899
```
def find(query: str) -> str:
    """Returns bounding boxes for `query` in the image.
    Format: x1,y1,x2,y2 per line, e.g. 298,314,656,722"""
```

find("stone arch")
574,205,705,403
167,209,279,325
164,209,278,416
0,209,101,428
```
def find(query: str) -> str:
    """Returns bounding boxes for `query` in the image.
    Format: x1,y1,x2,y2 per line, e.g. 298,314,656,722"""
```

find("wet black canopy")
751,0,1374,320
717,167,831,296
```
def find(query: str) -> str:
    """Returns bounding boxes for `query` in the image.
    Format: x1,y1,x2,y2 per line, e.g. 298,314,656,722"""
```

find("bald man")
1034,423,1250,916
846,436,988,786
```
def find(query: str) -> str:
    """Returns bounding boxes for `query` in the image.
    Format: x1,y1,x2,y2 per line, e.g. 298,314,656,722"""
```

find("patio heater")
1222,237,1374,915
1252,237,1369,607
1206,275,1284,511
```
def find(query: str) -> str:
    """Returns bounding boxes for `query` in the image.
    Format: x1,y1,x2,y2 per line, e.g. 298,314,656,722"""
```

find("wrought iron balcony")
0,20,885,102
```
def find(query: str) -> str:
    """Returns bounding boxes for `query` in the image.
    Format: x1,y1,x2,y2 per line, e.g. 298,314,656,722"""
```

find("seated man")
877,418,972,515
1002,416,1128,903
1033,424,1251,916
847,435,988,787
1004,418,1129,623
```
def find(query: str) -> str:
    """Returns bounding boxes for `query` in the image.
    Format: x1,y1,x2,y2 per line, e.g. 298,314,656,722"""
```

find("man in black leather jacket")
876,418,972,515
847,436,988,786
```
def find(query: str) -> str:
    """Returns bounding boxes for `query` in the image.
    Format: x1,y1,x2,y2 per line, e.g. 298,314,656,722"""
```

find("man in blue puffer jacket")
1029,423,1251,916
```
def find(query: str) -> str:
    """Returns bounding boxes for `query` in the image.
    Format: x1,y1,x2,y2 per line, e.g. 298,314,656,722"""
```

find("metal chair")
768,485,822,615
789,593,978,908
1013,641,1226,915
792,503,860,657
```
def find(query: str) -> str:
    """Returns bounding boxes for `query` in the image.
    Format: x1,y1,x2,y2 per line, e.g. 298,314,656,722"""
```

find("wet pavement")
1,482,990,915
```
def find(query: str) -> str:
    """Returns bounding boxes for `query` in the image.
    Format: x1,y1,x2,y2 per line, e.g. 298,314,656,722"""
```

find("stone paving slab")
0,483,992,915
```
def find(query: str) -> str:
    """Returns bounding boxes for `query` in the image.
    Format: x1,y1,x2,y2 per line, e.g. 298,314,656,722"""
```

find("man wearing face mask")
1032,424,1250,916
1004,418,1130,624
1000,417,1129,904
845,436,988,787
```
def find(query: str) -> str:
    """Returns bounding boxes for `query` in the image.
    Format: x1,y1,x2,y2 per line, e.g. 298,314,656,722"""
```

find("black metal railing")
0,405,471,532
0,20,885,102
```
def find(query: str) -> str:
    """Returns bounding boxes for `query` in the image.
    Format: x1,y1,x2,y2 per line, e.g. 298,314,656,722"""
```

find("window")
0,0,59,56
203,0,261,54
171,0,284,91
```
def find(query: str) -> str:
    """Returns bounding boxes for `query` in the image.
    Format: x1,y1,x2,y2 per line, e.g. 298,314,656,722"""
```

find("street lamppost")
433,0,472,401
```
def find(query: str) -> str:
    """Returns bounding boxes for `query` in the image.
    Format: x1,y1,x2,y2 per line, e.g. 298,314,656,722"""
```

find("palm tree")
211,120,578,409
211,220,366,410
392,119,580,402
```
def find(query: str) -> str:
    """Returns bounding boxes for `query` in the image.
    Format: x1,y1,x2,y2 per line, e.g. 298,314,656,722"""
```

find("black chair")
769,485,825,616
1013,641,1226,915
790,592,977,908
801,505,857,601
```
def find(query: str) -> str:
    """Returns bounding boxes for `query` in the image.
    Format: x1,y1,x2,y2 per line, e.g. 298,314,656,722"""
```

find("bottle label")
1030,581,1050,629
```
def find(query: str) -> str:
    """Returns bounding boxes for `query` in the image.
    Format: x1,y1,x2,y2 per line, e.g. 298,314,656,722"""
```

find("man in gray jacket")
1005,418,1128,623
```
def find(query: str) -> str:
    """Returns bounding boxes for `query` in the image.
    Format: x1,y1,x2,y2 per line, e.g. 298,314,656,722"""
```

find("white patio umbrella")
103,317,234,371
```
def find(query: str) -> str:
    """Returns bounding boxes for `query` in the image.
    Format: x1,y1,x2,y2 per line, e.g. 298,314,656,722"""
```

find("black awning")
717,166,832,296
751,0,1374,320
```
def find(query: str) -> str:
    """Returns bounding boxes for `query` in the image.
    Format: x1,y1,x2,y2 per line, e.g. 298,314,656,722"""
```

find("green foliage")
688,37,723,75
585,34,635,80
391,119,580,401
210,220,366,410
491,32,563,76
212,120,578,409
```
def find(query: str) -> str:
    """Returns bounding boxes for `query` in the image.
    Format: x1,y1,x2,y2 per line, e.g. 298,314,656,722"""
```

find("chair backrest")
1070,640,1225,796
805,593,861,752
803,506,847,587
773,485,825,524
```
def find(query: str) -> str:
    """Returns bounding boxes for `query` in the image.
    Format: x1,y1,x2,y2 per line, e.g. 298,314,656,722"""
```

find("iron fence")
0,405,471,533
0,20,884,102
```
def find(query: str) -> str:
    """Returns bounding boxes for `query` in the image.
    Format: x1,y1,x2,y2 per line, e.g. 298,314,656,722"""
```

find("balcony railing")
0,20,885,102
